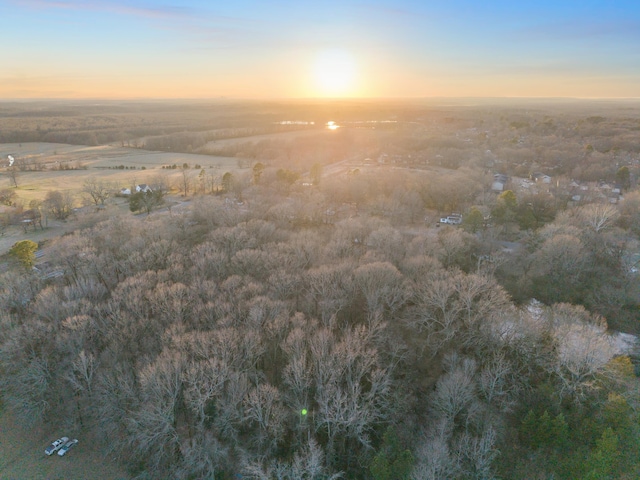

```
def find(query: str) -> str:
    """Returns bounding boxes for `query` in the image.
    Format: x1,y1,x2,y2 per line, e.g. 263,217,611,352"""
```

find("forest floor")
0,406,130,480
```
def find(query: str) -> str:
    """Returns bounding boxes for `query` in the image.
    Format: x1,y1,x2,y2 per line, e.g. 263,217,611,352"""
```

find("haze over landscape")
3,2,640,480
2,0,640,99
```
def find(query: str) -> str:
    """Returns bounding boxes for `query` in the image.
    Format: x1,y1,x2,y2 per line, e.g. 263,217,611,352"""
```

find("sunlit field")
0,142,239,203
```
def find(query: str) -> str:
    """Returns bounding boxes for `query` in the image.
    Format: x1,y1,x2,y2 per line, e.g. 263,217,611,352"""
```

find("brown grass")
0,201,128,257
0,142,241,203
0,407,130,480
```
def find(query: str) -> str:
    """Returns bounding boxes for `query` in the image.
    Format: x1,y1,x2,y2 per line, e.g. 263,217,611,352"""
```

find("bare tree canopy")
82,176,113,206
1,101,640,479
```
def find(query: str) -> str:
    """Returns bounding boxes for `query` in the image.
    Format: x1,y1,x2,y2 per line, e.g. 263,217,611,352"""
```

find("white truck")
439,214,462,225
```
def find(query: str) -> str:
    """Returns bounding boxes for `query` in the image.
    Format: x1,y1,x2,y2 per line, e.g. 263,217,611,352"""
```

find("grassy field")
0,142,241,203
0,406,130,480
199,125,335,150
0,201,132,257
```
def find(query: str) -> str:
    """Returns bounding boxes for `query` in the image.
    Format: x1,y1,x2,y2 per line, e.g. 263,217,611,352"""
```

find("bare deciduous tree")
44,190,74,220
242,438,343,479
66,349,98,397
180,166,193,196
546,303,616,403
576,203,620,233
431,356,477,421
406,271,463,354
478,353,520,412
354,261,408,321
453,427,499,480
82,176,113,206
0,349,51,424
126,352,185,474
305,264,355,325
7,165,19,187
174,433,227,480
311,324,394,464
530,233,589,302
0,187,17,205
411,419,459,480
244,383,287,453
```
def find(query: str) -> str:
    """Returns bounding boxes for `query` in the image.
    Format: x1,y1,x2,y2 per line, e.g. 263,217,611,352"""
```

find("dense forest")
1,100,640,479
1,176,639,478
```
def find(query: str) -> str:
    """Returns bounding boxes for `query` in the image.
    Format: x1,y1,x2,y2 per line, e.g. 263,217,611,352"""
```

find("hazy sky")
1,0,640,99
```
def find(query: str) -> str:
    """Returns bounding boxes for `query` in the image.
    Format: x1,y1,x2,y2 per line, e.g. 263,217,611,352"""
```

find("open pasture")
199,124,335,150
0,142,241,201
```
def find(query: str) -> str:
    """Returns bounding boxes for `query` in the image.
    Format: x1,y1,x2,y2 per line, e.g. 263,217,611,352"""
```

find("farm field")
198,124,335,150
0,142,241,202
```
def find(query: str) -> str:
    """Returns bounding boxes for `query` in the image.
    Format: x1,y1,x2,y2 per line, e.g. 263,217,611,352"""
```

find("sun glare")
312,50,356,97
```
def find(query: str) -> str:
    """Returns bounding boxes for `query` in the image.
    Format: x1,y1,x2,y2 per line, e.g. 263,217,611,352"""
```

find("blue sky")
1,0,639,98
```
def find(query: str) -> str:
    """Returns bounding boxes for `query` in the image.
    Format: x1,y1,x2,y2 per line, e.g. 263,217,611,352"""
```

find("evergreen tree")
370,427,414,480
10,240,38,268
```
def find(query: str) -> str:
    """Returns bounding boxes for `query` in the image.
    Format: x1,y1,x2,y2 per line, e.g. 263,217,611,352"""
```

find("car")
57,438,78,456
45,437,69,456
439,215,462,225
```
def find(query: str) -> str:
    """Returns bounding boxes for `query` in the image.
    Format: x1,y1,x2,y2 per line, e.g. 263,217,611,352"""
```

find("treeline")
0,126,165,147
4,100,640,188
0,100,313,149
143,126,312,155
1,168,639,478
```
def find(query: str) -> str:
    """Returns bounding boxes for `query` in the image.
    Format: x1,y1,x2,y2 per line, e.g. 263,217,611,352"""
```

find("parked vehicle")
439,214,462,225
57,438,78,456
45,437,69,456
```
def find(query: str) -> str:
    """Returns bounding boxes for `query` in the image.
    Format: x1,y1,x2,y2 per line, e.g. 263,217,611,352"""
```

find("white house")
492,173,508,192
531,172,552,184
492,181,505,192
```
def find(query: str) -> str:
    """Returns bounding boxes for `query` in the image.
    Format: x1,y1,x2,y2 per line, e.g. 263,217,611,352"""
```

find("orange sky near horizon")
1,1,639,99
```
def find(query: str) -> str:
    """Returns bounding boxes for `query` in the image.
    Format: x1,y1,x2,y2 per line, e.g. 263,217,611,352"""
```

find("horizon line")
2,95,640,103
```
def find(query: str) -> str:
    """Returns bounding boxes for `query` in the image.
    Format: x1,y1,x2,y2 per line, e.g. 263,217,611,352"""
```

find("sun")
312,50,357,97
